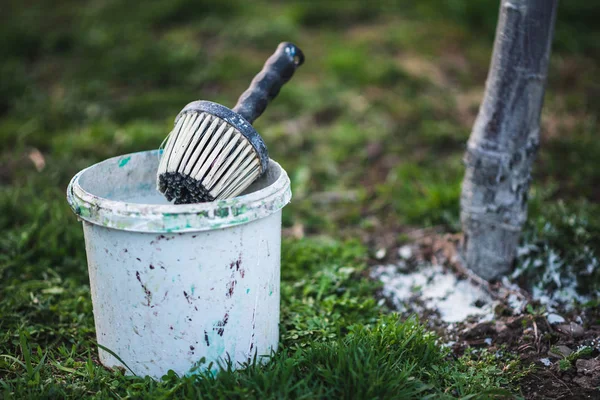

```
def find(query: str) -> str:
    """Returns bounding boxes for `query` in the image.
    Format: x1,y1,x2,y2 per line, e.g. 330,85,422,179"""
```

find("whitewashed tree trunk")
460,0,558,280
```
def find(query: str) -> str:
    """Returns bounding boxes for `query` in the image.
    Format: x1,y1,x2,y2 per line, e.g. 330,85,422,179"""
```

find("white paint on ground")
540,358,552,367
547,313,566,324
500,277,528,314
371,263,497,323
374,248,386,260
398,245,413,260
513,244,598,311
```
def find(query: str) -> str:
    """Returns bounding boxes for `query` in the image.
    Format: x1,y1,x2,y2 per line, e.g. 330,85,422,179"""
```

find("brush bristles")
157,112,262,204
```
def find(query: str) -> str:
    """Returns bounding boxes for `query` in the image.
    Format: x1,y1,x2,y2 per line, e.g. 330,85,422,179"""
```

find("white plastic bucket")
66,150,291,379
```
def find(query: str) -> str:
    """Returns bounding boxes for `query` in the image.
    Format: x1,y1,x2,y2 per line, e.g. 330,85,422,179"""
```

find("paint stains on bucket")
135,271,152,306
183,290,192,304
226,280,237,298
66,151,290,378
215,313,229,336
226,255,245,298
118,156,131,167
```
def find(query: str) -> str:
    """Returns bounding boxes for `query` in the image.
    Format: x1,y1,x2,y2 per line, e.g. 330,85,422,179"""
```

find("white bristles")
209,144,254,195
158,115,187,174
221,166,260,199
202,134,250,190
178,113,210,173
183,117,221,176
216,159,258,199
190,120,229,179
167,113,197,172
220,160,260,199
202,127,238,186
172,112,205,172
157,111,263,202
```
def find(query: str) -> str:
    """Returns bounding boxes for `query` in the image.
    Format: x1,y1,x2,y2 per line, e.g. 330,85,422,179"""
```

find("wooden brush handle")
232,42,304,124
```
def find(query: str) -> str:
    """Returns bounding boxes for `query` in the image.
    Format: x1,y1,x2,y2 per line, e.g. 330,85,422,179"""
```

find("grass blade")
93,342,137,377
18,332,33,377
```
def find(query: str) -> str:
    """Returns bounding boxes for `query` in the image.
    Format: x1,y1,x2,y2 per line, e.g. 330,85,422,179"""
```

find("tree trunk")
460,0,558,281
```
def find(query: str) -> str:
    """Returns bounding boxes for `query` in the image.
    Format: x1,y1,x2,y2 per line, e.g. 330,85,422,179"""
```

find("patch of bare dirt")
369,233,600,399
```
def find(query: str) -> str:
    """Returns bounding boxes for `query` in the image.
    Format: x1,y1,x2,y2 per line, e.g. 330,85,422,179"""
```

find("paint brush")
157,42,304,204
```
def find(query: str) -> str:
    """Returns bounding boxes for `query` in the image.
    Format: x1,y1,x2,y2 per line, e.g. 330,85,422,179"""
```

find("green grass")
2,316,523,399
0,238,523,398
1,0,599,397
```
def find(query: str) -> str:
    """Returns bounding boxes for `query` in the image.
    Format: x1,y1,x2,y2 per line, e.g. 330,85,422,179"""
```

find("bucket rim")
67,150,291,233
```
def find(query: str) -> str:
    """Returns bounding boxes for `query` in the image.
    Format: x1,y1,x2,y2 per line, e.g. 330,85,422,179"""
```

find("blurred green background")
2,0,599,311
1,0,599,397
1,0,598,237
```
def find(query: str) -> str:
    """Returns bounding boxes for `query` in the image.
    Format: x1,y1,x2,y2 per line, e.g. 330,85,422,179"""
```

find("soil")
458,311,600,399
369,233,600,400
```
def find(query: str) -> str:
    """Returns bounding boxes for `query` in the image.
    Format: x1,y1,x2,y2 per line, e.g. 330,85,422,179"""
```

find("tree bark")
460,0,558,281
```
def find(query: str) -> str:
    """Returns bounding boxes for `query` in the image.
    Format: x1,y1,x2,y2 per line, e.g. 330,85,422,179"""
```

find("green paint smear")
215,208,229,218
232,204,248,217
77,206,91,218
118,156,131,167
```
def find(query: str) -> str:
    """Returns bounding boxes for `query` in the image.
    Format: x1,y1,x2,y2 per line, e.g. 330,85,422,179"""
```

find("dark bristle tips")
158,172,215,204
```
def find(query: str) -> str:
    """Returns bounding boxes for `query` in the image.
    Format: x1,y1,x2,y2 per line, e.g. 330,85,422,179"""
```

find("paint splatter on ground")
370,236,600,399
513,242,599,312
371,263,495,323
